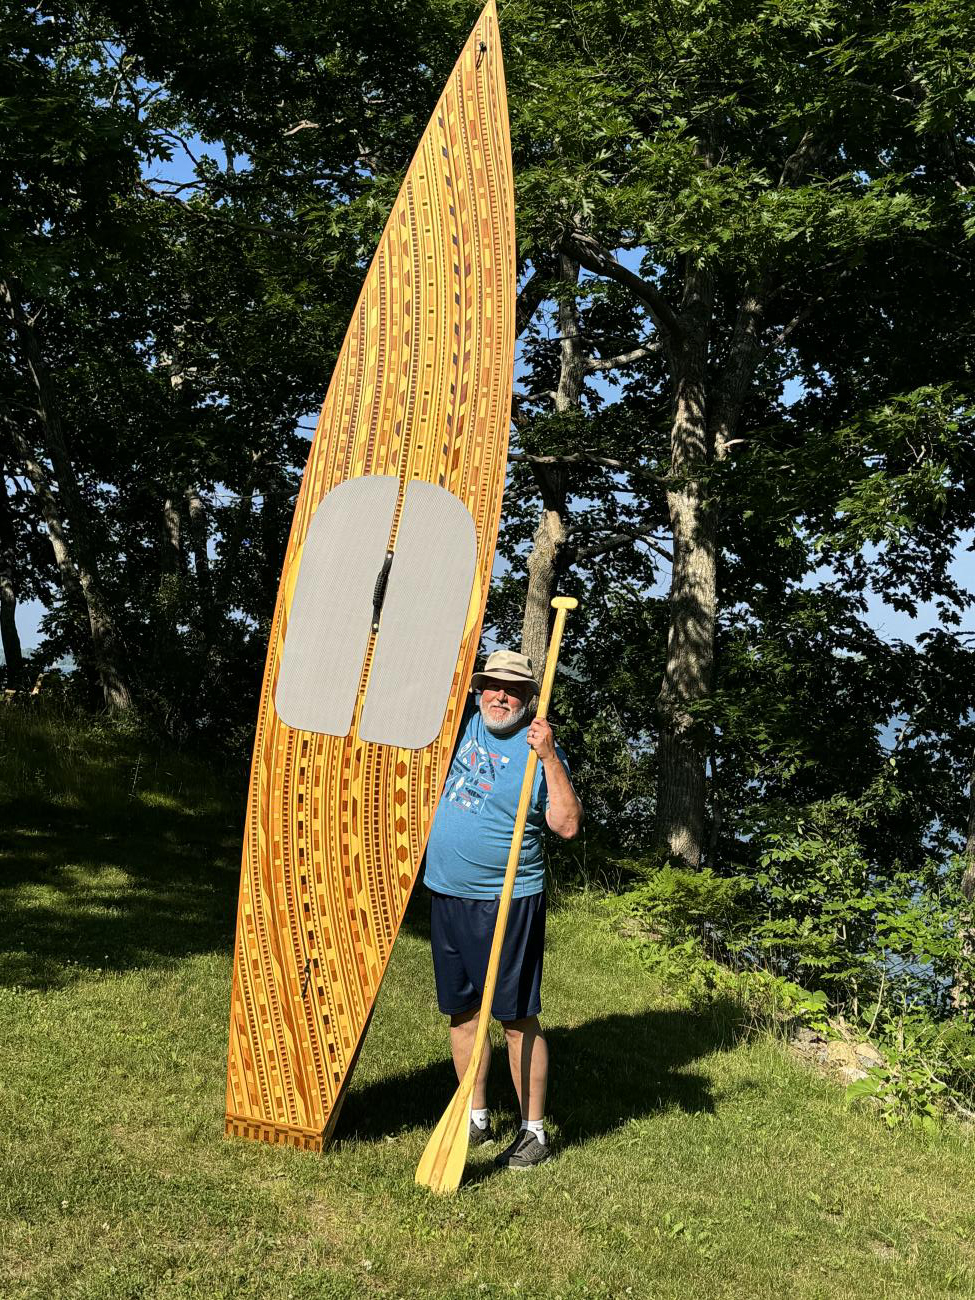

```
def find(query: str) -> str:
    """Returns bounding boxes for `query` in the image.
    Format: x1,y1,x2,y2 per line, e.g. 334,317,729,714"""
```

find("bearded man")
423,649,583,1169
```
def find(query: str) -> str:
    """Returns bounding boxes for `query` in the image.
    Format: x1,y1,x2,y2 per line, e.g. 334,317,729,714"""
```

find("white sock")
471,1107,490,1130
521,1118,546,1145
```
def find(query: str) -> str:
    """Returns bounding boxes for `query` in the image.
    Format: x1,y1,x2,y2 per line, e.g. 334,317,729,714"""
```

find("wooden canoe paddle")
415,595,578,1194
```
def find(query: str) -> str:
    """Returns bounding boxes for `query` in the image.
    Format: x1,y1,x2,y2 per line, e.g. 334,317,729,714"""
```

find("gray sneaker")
494,1129,552,1169
469,1117,494,1147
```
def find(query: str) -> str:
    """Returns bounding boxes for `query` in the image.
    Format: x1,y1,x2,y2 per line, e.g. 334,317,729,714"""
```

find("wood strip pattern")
226,0,515,1151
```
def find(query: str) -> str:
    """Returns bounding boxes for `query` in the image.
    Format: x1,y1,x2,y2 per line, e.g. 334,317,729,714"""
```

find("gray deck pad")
275,476,399,735
359,481,477,750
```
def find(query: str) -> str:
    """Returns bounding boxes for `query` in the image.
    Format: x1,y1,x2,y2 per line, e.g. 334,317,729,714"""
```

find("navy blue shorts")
429,891,546,1021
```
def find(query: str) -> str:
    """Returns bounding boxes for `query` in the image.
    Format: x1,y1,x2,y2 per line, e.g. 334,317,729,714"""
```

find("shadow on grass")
340,1001,739,1157
0,794,241,990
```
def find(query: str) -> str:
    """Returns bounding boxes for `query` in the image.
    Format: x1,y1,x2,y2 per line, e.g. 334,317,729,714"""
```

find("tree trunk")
1,278,133,711
653,265,715,867
653,269,768,867
259,468,287,621
522,466,569,674
953,763,975,1013
5,420,91,624
156,495,185,661
160,496,183,576
185,486,211,605
520,254,582,671
653,483,716,866
0,469,25,687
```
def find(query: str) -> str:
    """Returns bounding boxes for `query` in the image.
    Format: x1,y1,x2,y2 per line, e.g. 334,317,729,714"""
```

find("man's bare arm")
526,718,583,839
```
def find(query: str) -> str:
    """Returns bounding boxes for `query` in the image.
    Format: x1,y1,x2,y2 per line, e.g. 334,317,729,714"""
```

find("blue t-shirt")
423,703,568,899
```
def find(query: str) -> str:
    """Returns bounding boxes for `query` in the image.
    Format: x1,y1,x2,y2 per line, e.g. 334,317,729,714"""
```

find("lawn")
2,704,974,1299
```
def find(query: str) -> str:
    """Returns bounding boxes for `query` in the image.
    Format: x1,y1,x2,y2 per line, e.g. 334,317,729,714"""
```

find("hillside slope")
1,707,973,1299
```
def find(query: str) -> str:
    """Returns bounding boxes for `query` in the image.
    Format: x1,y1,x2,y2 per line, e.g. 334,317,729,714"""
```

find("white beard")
480,699,528,735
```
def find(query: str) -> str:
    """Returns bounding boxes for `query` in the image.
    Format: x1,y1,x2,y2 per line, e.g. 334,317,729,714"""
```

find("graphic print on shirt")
445,735,510,814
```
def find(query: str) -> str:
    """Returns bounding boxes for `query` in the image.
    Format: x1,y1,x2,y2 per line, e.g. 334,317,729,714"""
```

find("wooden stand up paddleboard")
226,1,515,1151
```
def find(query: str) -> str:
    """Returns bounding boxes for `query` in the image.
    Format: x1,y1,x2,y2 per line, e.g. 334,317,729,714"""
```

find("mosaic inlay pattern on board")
226,2,515,1151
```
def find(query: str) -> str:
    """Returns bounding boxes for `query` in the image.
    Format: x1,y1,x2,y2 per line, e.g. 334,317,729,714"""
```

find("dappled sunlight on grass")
1,705,241,990
136,790,206,812
0,698,237,819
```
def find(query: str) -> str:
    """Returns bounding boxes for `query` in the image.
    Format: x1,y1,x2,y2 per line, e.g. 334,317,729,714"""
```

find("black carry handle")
371,551,394,631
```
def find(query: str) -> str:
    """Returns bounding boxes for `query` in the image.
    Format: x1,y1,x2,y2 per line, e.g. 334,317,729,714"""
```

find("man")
423,648,583,1169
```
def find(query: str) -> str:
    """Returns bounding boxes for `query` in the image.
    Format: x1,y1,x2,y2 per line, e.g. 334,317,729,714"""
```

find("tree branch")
585,341,663,373
569,527,674,564
136,181,305,242
563,229,682,341
778,129,821,188
144,178,210,195
771,300,821,348
509,450,629,472
510,391,558,422
508,450,674,487
710,280,768,456
516,266,550,337
161,129,203,169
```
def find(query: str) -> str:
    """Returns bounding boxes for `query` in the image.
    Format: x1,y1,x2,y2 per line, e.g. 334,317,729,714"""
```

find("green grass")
2,705,975,1299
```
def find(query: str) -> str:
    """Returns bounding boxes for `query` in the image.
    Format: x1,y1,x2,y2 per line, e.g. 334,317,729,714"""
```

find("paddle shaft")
459,598,576,1097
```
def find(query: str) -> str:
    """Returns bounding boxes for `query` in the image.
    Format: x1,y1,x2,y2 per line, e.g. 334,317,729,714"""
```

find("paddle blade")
414,1084,472,1193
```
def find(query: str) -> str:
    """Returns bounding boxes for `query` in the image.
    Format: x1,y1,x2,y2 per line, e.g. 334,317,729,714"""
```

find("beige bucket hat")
471,649,540,695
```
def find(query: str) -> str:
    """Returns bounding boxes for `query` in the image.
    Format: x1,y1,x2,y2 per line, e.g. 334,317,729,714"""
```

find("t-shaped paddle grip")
534,597,577,722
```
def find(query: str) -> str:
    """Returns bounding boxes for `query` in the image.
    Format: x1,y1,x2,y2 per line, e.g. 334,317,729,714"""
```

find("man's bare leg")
501,1015,548,1121
449,1006,492,1108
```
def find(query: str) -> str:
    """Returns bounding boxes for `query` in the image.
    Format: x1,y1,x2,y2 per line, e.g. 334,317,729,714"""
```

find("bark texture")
653,265,716,866
654,273,768,866
0,470,24,686
522,464,569,675
185,487,211,604
2,277,133,711
954,765,975,1012
156,495,185,660
160,496,183,576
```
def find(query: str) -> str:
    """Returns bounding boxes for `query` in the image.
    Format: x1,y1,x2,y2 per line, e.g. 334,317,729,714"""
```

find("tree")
501,0,975,867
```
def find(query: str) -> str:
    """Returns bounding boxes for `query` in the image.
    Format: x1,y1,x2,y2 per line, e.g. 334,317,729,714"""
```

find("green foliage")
846,1007,975,1132
494,0,975,988
2,0,468,740
848,1059,948,1133
610,782,973,1023
621,862,754,947
776,982,831,1031
743,790,970,1015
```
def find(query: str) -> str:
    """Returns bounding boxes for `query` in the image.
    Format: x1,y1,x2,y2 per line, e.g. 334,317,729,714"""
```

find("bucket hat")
471,649,539,695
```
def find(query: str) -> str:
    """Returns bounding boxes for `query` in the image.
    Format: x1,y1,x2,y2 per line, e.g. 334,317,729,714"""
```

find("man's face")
478,677,532,733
